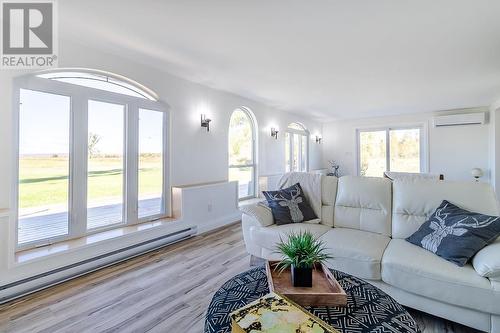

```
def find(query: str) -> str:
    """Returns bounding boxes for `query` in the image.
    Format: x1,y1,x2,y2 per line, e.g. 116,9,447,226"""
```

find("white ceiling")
60,0,500,121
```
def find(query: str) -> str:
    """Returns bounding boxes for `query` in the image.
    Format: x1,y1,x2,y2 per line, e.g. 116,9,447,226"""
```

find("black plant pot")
290,265,312,287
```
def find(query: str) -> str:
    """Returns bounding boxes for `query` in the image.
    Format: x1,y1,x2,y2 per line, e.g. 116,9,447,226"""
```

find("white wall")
322,108,491,182
490,104,500,192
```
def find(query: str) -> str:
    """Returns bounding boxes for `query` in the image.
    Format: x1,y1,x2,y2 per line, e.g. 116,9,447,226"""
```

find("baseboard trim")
196,212,241,234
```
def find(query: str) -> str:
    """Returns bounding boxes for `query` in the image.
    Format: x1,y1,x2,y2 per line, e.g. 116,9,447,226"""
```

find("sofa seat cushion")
251,223,331,252
382,239,500,314
320,228,390,280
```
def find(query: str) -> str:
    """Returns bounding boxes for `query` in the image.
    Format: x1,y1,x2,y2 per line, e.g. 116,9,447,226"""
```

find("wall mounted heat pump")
433,112,485,127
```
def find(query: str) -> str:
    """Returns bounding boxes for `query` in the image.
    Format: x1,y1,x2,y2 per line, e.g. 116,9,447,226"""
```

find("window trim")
36,68,159,101
285,123,309,172
12,73,170,251
228,107,258,201
355,124,428,177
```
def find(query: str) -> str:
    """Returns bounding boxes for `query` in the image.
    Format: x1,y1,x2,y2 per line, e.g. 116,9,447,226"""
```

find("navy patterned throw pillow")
406,200,500,266
262,183,317,225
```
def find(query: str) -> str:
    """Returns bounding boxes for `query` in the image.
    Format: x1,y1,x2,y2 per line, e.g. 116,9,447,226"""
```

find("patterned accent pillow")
406,200,500,266
262,183,317,225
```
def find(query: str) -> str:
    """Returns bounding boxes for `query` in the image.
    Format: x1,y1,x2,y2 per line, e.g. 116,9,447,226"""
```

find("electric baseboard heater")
0,226,197,304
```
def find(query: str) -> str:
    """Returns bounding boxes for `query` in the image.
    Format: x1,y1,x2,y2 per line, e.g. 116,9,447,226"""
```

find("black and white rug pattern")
204,266,420,333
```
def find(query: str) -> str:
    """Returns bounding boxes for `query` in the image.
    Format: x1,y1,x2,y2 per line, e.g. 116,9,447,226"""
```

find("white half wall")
172,181,240,234
322,108,491,182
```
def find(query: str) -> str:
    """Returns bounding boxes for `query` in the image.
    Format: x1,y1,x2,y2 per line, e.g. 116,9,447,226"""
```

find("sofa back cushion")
392,180,499,239
334,176,392,236
320,176,338,227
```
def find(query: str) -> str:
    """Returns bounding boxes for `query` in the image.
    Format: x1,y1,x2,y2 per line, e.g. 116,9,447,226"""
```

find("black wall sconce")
315,136,322,144
201,114,211,132
271,128,279,139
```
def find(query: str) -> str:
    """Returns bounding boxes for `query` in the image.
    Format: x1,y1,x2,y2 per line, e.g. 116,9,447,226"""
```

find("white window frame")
12,73,170,251
355,124,428,176
285,123,309,172
228,107,258,201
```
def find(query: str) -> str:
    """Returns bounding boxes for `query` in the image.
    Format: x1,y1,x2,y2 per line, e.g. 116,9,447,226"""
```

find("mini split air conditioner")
433,112,486,127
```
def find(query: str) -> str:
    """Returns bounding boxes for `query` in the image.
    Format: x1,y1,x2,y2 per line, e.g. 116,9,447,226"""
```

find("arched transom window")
285,122,309,172
14,69,168,250
228,108,257,199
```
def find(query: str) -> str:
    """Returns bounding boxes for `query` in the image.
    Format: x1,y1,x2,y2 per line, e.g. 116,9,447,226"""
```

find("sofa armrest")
240,203,274,227
489,276,500,292
472,239,500,279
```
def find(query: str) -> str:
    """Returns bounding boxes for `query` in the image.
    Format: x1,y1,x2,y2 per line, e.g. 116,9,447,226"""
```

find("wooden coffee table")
266,261,347,307
204,266,421,333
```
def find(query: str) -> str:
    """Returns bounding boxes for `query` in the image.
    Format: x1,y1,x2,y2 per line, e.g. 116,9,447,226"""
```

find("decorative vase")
291,265,312,287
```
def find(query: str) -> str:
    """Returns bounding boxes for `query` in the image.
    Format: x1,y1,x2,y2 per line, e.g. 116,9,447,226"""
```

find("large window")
285,123,309,172
18,89,71,244
358,127,424,177
15,70,168,250
138,109,165,218
228,108,257,200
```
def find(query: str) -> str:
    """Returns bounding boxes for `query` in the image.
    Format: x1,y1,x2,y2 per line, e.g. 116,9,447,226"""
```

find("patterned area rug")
204,266,420,333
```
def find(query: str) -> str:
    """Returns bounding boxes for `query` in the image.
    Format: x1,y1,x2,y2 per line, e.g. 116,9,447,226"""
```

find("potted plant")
275,231,332,287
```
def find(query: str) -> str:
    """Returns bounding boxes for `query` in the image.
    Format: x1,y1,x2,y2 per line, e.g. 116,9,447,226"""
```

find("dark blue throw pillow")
406,200,500,266
262,183,317,225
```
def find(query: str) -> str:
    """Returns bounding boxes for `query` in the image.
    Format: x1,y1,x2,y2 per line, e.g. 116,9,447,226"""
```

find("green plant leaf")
273,230,332,270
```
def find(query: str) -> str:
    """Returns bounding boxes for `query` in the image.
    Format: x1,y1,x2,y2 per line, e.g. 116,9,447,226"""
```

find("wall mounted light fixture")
271,127,279,139
315,135,322,144
201,114,211,132
471,168,483,182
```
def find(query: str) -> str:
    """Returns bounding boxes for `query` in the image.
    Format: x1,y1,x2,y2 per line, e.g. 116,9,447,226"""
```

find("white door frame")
355,124,428,176
285,127,310,172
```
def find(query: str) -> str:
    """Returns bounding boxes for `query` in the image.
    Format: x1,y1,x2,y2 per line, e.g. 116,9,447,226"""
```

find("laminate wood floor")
0,223,481,333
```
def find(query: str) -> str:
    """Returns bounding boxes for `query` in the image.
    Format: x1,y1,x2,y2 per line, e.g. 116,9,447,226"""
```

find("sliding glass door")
285,123,309,173
359,130,387,177
358,127,423,177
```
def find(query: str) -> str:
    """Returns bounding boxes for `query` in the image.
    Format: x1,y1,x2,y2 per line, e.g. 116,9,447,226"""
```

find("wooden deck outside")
18,198,162,245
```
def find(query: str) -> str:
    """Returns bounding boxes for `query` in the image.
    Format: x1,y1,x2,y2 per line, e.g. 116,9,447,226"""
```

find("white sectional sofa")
241,175,500,333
